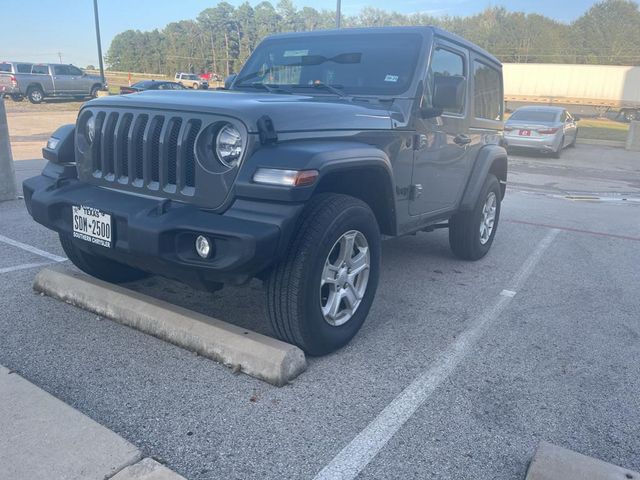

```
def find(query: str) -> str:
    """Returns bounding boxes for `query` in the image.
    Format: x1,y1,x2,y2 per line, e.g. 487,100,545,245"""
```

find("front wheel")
59,234,150,284
90,85,101,98
265,194,381,355
449,174,502,261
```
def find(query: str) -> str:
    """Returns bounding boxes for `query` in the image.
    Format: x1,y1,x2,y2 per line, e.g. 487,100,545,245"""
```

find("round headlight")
85,115,96,143
215,124,243,168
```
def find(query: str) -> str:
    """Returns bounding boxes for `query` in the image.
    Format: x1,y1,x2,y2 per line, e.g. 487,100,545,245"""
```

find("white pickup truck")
0,62,105,104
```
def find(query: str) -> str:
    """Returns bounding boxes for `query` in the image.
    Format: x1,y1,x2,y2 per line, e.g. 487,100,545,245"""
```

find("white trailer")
503,63,640,121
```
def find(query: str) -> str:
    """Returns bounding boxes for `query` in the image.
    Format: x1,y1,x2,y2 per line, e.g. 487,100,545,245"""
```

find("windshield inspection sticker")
384,74,399,82
284,49,309,57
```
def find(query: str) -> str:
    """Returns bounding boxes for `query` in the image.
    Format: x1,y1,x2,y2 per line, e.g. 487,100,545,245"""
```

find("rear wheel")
27,86,44,104
265,194,381,355
569,130,578,148
449,174,501,261
59,234,150,283
10,94,24,102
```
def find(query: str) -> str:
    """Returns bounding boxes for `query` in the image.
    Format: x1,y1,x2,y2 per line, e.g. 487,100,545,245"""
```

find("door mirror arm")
420,107,443,119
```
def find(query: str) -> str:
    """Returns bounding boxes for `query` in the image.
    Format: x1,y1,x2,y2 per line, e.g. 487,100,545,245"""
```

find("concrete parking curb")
525,441,640,479
33,267,307,386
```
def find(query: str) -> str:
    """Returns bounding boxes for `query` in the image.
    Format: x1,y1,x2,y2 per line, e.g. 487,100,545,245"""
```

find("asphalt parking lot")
1,144,639,479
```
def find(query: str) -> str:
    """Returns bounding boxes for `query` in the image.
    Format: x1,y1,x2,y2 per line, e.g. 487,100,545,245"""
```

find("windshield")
235,33,422,96
509,110,559,123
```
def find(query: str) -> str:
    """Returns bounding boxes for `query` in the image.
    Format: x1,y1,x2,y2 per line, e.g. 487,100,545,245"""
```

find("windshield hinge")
257,115,278,145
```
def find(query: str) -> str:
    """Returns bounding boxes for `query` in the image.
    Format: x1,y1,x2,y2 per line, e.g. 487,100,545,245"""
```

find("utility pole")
57,52,63,63
93,0,106,87
336,0,341,28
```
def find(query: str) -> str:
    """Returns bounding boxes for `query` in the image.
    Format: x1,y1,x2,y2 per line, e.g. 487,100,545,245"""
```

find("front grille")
88,110,203,196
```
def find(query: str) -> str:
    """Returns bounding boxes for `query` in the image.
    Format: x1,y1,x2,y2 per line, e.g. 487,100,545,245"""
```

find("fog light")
195,235,212,259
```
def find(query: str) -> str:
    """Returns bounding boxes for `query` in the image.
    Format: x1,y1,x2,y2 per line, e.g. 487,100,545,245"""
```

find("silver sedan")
504,106,579,157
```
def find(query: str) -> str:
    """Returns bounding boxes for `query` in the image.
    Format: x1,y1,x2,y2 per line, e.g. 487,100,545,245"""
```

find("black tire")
265,193,381,355
193,83,199,89
449,174,501,261
90,85,101,98
59,233,150,284
27,86,44,104
10,94,24,102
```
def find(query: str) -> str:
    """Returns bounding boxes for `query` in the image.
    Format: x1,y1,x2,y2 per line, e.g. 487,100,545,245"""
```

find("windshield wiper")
236,82,292,94
308,82,346,97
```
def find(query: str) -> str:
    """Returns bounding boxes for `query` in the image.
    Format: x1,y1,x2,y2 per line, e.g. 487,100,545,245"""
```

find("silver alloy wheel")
320,230,370,327
31,90,43,102
479,191,497,245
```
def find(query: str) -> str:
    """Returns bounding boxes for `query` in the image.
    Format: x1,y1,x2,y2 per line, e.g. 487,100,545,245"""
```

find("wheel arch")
459,145,508,211
26,82,44,93
313,165,397,236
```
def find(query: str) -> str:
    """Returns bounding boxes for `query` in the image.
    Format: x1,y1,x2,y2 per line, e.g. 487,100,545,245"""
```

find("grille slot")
86,109,207,198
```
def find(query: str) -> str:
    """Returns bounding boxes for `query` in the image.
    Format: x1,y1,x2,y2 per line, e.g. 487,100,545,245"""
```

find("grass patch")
576,118,629,142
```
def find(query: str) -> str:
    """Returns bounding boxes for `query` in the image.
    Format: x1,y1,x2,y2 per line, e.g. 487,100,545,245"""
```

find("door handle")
453,134,471,146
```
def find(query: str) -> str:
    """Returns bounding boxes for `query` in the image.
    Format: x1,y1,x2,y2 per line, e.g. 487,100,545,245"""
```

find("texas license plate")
519,129,531,136
72,205,112,248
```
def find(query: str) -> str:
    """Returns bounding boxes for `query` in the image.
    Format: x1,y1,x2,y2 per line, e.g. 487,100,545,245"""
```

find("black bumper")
23,173,304,288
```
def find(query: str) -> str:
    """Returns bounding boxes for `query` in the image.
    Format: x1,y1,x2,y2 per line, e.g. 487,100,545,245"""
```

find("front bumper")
23,170,303,288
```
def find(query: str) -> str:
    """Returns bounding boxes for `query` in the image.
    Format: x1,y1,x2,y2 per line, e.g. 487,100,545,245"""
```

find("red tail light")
538,128,558,135
10,75,17,86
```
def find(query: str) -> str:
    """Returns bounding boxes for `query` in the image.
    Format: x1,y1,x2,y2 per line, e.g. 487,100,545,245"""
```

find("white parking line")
313,228,560,480
0,234,66,263
0,262,54,274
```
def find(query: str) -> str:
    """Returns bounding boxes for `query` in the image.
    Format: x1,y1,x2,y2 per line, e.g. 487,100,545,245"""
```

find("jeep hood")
85,90,394,133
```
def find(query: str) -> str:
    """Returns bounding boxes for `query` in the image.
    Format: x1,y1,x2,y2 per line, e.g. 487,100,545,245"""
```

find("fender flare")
458,144,508,211
235,140,395,204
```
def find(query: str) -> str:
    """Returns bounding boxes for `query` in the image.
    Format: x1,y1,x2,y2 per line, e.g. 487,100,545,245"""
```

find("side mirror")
432,75,465,112
224,74,237,90
420,107,443,119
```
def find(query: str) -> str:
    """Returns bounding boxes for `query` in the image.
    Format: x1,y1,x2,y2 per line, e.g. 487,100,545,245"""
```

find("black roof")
264,26,501,66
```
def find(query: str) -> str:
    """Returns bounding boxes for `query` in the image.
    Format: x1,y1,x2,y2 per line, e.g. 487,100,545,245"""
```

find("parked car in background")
0,61,33,101
199,72,220,82
120,80,186,94
504,106,578,157
174,73,209,89
0,63,105,104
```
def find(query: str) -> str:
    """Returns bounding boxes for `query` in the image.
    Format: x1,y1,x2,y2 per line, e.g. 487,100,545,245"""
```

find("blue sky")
1,0,600,67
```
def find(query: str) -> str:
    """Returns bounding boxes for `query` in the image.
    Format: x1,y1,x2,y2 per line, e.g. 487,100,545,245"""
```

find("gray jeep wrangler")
24,27,507,355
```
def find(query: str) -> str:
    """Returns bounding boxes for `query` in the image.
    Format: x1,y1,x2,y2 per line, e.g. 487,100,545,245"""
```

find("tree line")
105,0,640,76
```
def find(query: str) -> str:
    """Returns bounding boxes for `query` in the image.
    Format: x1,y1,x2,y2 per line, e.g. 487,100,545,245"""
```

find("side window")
68,66,83,76
425,47,466,115
54,65,71,75
17,64,32,73
32,64,48,74
473,61,502,121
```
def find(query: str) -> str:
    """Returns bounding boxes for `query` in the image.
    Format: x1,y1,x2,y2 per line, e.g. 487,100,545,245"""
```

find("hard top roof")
263,26,501,66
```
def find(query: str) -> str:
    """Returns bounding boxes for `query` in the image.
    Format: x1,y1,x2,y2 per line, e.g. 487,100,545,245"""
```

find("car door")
52,65,73,93
67,65,88,94
410,42,470,216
